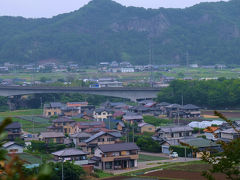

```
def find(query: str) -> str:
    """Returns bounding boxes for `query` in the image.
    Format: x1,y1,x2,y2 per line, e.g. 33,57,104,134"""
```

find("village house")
181,104,201,118
122,113,143,124
5,122,22,141
220,127,240,141
2,142,23,154
61,106,81,117
204,126,220,140
116,122,125,132
92,143,139,170
43,102,64,117
52,148,89,165
48,117,76,134
82,131,122,154
76,121,106,132
70,132,92,147
156,126,193,140
39,132,65,144
93,109,113,121
138,122,156,133
83,127,114,135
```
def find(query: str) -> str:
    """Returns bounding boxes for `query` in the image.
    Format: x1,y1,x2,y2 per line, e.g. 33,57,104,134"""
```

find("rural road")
107,157,200,175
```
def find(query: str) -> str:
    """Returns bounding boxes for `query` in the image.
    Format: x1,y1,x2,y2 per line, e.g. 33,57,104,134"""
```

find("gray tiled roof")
221,127,240,134
180,138,218,148
52,117,75,123
98,143,139,153
52,148,88,157
158,126,193,133
6,122,21,129
50,102,64,108
123,115,143,121
181,104,200,110
158,102,171,106
85,131,121,143
40,132,65,138
70,132,91,138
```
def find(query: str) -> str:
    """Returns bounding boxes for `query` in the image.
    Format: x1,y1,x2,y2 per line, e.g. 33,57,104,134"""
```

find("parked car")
169,152,178,158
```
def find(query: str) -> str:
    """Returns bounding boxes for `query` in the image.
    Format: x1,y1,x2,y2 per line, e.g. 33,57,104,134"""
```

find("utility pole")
40,97,43,116
132,124,134,143
177,107,180,126
186,51,189,68
181,94,184,106
149,39,153,87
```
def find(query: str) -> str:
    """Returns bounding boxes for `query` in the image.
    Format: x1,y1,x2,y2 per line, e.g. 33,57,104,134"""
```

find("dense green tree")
0,0,240,65
157,79,240,108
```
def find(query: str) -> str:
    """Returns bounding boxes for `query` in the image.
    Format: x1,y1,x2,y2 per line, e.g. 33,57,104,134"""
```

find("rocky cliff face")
111,13,169,37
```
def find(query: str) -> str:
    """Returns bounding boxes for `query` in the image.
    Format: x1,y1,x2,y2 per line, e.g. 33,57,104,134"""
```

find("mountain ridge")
0,0,239,65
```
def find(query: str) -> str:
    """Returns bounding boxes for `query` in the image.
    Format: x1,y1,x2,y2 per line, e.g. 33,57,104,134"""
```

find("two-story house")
122,113,143,124
52,148,89,166
155,126,193,154
220,127,240,141
48,117,76,134
92,143,139,170
156,126,193,140
181,104,201,118
138,122,156,133
39,132,65,144
76,121,106,132
43,102,64,117
93,109,113,121
5,122,22,141
82,131,122,154
70,132,92,146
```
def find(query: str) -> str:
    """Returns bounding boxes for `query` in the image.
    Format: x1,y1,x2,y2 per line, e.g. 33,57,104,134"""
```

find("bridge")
0,86,162,101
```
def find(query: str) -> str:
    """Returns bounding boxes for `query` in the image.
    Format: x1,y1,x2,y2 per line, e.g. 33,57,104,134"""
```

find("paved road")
139,151,169,157
106,157,200,175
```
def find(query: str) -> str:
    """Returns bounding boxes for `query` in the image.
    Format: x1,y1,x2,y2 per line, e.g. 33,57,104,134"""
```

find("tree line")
157,78,240,109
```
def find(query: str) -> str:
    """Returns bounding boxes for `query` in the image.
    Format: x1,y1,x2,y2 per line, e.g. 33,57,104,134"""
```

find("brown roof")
98,143,139,153
204,127,219,133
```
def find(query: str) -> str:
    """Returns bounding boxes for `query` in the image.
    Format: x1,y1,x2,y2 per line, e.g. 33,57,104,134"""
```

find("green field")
0,109,42,117
1,67,240,84
138,154,168,162
0,109,50,133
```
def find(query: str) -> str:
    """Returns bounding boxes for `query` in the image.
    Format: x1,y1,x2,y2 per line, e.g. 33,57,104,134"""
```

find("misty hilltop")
0,0,240,65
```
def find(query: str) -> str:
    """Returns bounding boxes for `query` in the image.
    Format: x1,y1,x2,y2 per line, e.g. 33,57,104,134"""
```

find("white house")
121,68,135,73
3,142,23,154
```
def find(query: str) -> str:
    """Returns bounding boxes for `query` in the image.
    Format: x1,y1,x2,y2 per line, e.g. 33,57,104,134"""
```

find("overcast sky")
0,0,228,18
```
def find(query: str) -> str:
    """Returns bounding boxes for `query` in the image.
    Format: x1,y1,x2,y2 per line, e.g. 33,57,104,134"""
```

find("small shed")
3,142,23,154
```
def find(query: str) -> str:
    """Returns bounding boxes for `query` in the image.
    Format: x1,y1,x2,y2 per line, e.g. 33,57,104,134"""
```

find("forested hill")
0,0,240,65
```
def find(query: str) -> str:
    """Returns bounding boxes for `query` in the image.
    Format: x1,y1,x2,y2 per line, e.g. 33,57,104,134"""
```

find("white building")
121,67,135,73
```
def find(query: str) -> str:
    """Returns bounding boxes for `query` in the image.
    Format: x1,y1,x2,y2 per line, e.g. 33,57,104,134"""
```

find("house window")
10,149,18,153
148,128,152,130
105,162,112,169
171,133,174,138
54,112,57,115
98,138,104,142
107,138,115,142
48,112,51,116
103,113,106,115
